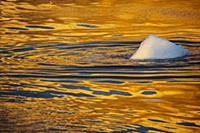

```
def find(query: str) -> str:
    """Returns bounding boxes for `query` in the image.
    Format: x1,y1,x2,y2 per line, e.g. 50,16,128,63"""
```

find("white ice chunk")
130,34,189,60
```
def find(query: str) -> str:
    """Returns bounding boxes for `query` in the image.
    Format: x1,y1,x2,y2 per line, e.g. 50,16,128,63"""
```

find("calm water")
1,0,200,132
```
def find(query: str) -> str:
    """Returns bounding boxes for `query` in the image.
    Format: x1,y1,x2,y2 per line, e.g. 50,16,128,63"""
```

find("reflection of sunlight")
1,0,200,45
1,0,200,132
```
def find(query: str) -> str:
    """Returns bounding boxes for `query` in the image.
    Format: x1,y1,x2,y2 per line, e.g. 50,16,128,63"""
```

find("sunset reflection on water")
0,0,200,132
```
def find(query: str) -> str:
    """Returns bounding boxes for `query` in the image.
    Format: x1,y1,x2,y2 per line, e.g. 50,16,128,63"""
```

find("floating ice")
130,34,189,60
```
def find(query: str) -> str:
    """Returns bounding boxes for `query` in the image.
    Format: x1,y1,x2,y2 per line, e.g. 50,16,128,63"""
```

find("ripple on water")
77,23,98,28
176,121,200,128
121,124,173,133
1,0,200,132
0,89,97,99
6,27,29,31
141,91,157,95
26,25,54,29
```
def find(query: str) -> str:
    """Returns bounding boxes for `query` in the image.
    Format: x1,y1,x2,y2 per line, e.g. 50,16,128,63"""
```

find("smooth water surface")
1,0,200,132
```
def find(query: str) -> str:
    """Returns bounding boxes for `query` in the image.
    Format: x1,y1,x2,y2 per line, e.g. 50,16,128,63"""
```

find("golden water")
0,0,200,132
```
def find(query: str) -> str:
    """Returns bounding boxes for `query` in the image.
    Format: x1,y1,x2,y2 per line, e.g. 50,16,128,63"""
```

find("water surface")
0,0,200,132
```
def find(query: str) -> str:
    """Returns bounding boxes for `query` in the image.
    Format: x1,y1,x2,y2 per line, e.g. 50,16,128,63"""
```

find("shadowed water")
0,0,200,132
